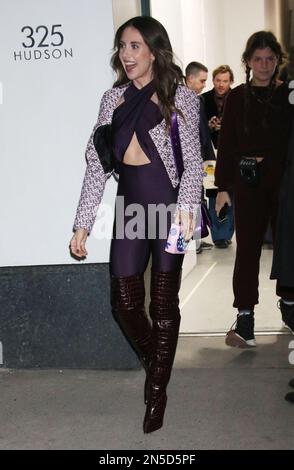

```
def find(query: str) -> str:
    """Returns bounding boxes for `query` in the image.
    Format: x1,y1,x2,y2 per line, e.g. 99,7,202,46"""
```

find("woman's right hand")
69,228,88,258
215,191,231,217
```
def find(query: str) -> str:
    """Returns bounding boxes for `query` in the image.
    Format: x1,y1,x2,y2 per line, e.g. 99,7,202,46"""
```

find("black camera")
239,157,259,186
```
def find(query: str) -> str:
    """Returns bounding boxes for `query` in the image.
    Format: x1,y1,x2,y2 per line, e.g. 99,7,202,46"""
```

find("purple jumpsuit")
110,81,184,277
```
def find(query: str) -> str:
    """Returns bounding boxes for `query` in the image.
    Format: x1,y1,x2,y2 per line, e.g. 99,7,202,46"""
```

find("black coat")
199,98,215,161
201,89,221,149
271,118,294,287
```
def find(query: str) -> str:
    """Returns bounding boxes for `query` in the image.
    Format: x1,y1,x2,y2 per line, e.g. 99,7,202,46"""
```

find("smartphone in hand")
218,203,228,223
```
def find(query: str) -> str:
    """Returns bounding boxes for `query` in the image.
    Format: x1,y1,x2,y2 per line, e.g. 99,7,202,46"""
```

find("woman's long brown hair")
111,16,184,127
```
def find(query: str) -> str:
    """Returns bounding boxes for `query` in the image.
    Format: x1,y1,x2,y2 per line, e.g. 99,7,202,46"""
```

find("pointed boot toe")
143,392,167,434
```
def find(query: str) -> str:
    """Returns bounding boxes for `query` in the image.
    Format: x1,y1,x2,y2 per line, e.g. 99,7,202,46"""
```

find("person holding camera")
215,31,293,348
202,65,235,249
202,65,234,149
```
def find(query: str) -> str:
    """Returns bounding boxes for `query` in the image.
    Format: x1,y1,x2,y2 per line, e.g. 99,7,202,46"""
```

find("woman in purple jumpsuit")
70,17,202,433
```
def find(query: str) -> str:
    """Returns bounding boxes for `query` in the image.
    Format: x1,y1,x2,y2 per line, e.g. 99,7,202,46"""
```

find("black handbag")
93,124,115,174
239,157,260,186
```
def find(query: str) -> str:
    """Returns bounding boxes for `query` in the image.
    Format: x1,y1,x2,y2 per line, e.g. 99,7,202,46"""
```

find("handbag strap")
170,112,184,180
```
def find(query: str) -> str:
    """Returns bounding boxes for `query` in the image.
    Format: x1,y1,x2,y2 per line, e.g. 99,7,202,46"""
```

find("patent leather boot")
143,270,182,434
111,274,153,404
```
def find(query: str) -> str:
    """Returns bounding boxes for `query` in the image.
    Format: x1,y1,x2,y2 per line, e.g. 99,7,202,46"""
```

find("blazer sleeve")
214,90,238,191
176,89,203,215
73,91,113,233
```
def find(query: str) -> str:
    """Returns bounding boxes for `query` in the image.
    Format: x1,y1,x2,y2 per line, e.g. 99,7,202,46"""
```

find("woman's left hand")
175,210,195,241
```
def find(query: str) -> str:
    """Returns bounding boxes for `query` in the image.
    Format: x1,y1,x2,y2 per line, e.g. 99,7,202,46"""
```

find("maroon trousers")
233,159,294,310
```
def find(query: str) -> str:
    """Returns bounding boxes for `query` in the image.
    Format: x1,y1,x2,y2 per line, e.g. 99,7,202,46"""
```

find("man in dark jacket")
185,61,215,253
185,61,215,161
202,65,235,249
202,65,234,148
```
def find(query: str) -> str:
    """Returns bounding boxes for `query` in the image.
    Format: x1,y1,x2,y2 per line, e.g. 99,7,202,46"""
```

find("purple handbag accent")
170,112,184,179
170,112,212,239
165,223,188,254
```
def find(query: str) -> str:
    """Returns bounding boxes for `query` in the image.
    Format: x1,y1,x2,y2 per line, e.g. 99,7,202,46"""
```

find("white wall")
180,0,206,69
264,0,285,43
223,0,265,86
151,0,266,88
0,0,116,266
200,0,227,87
289,0,294,46
112,0,141,30
150,0,184,68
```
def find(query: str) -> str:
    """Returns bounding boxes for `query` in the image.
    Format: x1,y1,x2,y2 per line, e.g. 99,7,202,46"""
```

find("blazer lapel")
149,119,179,188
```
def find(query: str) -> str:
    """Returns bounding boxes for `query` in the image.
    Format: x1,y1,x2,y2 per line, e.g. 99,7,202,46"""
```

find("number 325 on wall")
21,25,64,48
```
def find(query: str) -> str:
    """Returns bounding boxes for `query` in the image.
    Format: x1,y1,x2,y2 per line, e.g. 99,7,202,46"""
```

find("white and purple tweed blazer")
74,83,202,232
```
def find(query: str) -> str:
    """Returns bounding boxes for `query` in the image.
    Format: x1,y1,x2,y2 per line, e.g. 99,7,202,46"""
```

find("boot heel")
142,357,151,405
143,393,167,434
144,375,149,405
143,269,182,433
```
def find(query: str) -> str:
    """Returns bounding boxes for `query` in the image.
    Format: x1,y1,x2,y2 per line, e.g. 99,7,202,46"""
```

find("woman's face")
119,26,155,88
247,47,278,86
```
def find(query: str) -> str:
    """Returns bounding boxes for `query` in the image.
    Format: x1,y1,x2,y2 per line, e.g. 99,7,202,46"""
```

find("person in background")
70,16,202,433
202,65,235,249
271,117,294,403
185,61,215,253
202,65,234,148
185,61,208,96
286,379,294,403
215,31,292,348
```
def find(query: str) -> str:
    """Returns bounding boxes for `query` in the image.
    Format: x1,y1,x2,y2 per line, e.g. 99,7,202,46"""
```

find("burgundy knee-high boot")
143,270,182,434
111,274,153,403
